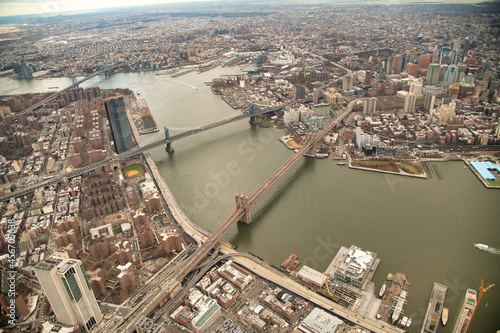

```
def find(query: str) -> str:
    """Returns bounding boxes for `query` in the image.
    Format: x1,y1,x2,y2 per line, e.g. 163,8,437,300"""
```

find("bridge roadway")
109,100,359,332
0,105,283,203
110,99,403,333
170,105,353,282
20,65,119,115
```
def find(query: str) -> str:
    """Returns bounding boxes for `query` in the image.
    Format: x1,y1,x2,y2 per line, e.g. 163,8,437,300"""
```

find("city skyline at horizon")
0,0,492,18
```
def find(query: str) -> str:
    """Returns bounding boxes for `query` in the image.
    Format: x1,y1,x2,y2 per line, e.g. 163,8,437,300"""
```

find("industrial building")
470,161,500,181
105,97,135,153
298,308,344,333
296,265,325,287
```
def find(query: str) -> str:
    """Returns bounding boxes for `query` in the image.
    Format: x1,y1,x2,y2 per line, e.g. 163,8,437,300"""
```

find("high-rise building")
439,47,450,64
418,54,432,69
363,98,377,116
406,63,419,77
386,57,394,75
312,88,319,105
424,92,436,113
392,56,403,74
401,54,410,73
443,65,460,84
427,64,441,85
342,75,353,91
34,257,102,332
404,92,417,114
105,97,135,154
364,71,372,85
410,82,423,96
117,262,137,293
451,289,476,333
449,50,460,65
295,85,306,100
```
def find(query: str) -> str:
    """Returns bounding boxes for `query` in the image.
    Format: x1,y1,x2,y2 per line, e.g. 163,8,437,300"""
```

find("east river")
1,68,499,332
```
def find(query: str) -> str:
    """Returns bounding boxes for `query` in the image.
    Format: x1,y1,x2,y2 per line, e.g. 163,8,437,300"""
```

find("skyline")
0,0,492,18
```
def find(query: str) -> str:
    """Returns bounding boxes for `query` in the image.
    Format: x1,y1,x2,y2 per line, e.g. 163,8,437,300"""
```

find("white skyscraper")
34,257,102,332
404,92,417,114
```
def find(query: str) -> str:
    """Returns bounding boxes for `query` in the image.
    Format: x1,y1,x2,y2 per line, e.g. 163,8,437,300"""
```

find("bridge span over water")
20,65,119,116
111,100,359,333
0,104,283,202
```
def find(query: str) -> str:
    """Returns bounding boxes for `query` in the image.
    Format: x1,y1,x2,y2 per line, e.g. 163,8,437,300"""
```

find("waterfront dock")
377,272,407,323
420,282,447,333
131,98,159,134
281,253,300,272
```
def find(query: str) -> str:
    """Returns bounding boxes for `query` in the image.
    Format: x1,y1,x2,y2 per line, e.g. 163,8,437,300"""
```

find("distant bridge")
20,65,119,115
0,104,284,202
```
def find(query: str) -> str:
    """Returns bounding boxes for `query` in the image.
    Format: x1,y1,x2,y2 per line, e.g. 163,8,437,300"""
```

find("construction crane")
323,273,334,298
466,279,495,333
477,279,495,305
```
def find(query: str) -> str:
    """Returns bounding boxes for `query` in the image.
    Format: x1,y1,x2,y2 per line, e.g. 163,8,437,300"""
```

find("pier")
377,272,408,323
420,282,447,333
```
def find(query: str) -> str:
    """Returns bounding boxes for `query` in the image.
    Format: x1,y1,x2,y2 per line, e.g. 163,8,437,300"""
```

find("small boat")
386,273,393,281
400,316,408,327
406,317,412,328
48,86,58,89
379,283,387,298
474,243,489,251
442,308,448,325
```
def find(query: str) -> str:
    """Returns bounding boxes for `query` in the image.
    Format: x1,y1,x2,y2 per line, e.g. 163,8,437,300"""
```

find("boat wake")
178,81,198,90
487,248,500,255
474,243,500,256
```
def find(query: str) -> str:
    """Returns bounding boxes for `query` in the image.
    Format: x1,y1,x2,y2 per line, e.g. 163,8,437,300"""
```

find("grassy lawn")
262,118,271,126
400,163,421,175
487,180,500,186
114,227,122,234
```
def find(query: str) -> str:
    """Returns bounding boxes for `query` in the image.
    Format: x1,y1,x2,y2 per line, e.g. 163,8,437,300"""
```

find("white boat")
442,308,448,325
379,283,387,298
391,290,407,323
400,316,408,327
406,317,412,328
474,243,489,251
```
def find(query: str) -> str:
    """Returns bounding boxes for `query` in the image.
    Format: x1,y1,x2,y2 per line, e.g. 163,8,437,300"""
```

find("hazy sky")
0,0,488,17
0,0,202,17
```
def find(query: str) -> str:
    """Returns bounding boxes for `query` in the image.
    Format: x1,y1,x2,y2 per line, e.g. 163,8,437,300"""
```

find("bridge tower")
306,133,316,156
71,75,78,87
164,127,174,153
249,103,258,125
235,194,251,224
